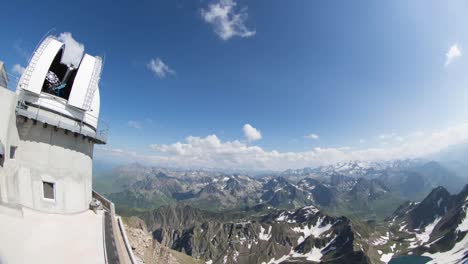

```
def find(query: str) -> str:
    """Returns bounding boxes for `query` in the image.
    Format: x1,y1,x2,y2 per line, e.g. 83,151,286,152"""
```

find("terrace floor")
0,205,106,264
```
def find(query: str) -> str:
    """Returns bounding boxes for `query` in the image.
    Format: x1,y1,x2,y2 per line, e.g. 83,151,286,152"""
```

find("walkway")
104,211,121,264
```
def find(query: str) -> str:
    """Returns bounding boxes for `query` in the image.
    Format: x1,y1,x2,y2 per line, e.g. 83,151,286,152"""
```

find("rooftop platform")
0,206,105,264
0,190,137,264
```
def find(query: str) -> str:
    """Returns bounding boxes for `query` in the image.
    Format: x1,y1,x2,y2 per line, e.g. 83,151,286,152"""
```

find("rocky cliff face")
124,216,202,264
151,205,370,264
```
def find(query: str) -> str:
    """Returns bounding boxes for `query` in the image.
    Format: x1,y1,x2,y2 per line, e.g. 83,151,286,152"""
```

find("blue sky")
2,0,468,170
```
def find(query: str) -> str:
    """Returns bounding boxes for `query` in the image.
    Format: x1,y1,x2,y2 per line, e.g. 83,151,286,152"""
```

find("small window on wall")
43,181,55,200
10,146,17,159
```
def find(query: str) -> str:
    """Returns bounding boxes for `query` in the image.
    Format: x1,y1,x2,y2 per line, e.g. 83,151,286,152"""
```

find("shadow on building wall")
15,116,94,159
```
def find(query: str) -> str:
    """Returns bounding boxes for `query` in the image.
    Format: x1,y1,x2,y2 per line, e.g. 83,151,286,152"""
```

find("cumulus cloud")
149,134,278,169
147,58,175,78
127,120,142,129
57,32,85,67
201,0,255,40
445,43,462,67
11,64,25,75
243,124,262,141
305,133,319,140
96,122,468,171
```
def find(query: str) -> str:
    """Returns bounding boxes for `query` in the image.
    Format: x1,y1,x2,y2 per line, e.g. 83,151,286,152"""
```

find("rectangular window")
43,181,55,200
10,146,17,159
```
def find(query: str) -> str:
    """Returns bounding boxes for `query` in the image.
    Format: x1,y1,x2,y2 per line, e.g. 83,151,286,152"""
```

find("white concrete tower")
0,35,107,214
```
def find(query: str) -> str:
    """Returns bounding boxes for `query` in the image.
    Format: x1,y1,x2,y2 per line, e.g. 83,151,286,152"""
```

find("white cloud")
97,123,468,171
147,58,175,78
445,43,462,67
127,120,142,129
11,64,25,75
201,0,255,40
305,133,319,140
57,32,85,67
243,124,262,141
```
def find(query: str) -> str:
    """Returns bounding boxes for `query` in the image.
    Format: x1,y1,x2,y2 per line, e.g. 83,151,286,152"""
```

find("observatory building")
0,35,135,263
1,35,105,213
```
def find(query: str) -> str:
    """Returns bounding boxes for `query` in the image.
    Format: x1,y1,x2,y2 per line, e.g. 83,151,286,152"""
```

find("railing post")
36,103,41,120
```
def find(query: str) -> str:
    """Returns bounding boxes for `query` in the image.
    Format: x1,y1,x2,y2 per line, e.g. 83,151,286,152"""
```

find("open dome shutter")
19,37,64,94
68,55,102,110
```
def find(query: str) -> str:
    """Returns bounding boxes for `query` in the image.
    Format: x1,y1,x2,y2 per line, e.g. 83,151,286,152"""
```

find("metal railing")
92,190,114,213
95,119,109,144
93,190,137,264
117,216,138,264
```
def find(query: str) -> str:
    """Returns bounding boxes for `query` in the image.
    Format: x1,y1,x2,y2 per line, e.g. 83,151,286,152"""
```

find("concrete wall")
0,87,96,214
0,87,18,203
0,87,15,143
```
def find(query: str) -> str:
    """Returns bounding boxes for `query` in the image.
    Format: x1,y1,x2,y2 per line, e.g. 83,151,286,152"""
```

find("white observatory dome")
17,36,104,141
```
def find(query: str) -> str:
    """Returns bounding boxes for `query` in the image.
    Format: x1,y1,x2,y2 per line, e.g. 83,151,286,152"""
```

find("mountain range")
94,159,466,220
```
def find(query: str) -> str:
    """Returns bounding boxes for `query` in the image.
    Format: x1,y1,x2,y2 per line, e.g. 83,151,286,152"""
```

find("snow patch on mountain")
262,235,339,263
292,216,332,244
372,236,388,246
423,233,468,264
259,226,272,241
457,203,468,232
291,236,337,262
380,252,394,263
416,217,441,243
